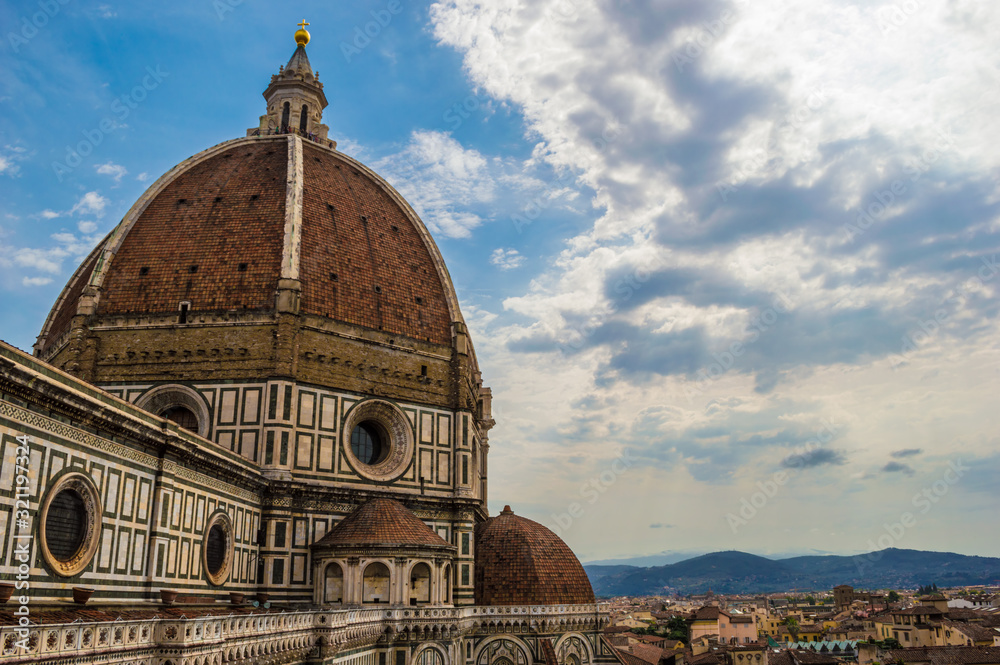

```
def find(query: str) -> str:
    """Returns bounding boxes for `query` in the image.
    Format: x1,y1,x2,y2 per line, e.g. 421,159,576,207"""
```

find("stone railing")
0,604,609,663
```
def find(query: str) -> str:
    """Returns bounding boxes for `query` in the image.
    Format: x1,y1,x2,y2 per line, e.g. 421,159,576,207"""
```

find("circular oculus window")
202,512,234,586
39,472,101,577
341,400,414,482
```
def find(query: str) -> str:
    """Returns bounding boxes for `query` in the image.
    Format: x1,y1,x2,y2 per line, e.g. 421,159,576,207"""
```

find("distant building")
690,607,757,645
833,585,885,612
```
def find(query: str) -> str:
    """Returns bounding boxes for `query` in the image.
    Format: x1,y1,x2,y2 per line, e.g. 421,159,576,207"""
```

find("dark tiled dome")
474,505,595,606
313,498,454,550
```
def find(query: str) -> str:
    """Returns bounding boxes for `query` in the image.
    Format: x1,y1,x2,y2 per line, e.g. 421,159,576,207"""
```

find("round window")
341,400,415,482
351,422,387,465
45,489,87,561
205,524,226,576
202,513,233,586
40,472,101,577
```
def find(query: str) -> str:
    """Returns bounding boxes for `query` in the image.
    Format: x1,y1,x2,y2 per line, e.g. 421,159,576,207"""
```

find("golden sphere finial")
294,19,310,46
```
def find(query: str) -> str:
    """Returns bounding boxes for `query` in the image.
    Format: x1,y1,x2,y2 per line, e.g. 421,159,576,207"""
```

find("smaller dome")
475,506,595,606
313,498,454,550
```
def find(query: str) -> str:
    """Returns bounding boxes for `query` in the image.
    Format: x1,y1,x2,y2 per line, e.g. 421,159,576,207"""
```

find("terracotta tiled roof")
299,143,452,345
474,506,595,606
693,606,725,621
893,606,945,616
312,498,454,549
881,646,1000,664
615,649,657,665
632,634,668,645
768,651,841,665
605,626,633,634
944,621,996,643
626,643,666,665
97,141,288,319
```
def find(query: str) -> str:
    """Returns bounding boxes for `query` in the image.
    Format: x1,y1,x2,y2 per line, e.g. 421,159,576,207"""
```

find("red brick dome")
474,506,595,606
36,135,459,356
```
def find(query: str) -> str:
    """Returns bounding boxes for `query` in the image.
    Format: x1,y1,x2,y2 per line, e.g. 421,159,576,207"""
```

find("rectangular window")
462,457,469,485
461,564,469,586
272,558,285,585
463,416,468,447
274,522,286,548
396,652,405,665
280,431,289,465
283,386,293,420
268,384,278,419
265,431,275,465
462,532,469,556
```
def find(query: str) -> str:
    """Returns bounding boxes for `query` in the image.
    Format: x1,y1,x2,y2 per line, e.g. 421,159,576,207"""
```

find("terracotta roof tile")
45,138,455,349
99,142,287,317
312,497,454,549
300,144,452,345
881,646,1000,664
474,506,595,606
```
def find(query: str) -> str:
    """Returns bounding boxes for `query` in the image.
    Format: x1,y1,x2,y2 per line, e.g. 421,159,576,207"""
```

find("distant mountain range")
585,548,1000,596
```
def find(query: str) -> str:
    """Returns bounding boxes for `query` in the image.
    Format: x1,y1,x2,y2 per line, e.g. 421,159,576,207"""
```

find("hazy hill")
586,548,1000,596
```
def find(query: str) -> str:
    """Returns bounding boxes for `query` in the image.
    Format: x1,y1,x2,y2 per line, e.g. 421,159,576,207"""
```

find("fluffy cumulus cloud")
70,191,109,217
490,248,525,270
95,161,127,183
0,188,108,289
372,129,581,239
431,0,1000,559
22,276,52,287
374,130,496,238
0,145,27,177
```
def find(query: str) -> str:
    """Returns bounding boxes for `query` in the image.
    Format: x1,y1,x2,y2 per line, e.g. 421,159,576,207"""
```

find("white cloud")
375,130,497,238
0,144,28,177
136,172,150,182
0,152,22,177
22,276,53,287
39,209,60,219
490,247,525,270
78,220,98,234
97,4,116,18
13,248,66,274
95,161,127,183
6,231,101,278
70,191,109,217
429,0,1000,559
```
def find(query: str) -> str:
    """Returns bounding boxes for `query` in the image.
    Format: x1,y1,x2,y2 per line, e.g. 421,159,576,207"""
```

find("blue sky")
1,0,998,563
